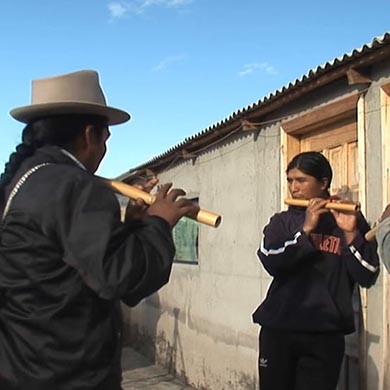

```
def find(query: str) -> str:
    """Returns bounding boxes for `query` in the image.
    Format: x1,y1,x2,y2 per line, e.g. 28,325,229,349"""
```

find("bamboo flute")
106,179,222,228
284,198,360,212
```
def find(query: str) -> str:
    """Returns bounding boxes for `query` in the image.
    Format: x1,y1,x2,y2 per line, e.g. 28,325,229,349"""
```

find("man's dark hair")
0,114,107,211
286,151,333,189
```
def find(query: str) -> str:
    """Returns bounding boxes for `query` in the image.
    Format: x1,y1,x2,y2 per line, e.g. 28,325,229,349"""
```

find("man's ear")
84,125,96,147
321,177,329,191
71,126,89,154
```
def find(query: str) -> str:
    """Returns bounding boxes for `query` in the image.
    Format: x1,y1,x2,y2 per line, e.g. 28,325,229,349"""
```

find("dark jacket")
0,146,175,390
252,206,379,334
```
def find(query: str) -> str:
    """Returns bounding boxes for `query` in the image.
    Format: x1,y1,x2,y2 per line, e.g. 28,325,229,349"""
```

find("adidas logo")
259,358,268,368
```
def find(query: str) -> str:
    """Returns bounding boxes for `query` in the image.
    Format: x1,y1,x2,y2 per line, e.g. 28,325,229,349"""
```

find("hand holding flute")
119,178,199,228
146,182,199,228
285,197,383,242
294,197,358,244
107,178,222,228
123,177,159,220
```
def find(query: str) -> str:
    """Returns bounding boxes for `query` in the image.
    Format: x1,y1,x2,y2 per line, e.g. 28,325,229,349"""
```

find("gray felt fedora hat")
10,70,130,125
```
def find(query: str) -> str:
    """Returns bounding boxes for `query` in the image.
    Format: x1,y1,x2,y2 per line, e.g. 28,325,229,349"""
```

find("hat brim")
10,102,131,126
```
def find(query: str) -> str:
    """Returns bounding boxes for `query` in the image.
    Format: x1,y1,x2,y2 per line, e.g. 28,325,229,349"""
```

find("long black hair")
286,151,333,190
0,114,107,210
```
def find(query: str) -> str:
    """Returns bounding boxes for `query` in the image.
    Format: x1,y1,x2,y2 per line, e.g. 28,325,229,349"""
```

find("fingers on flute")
125,198,148,220
307,198,328,211
185,205,200,219
155,183,173,198
329,209,356,218
155,183,187,201
176,199,199,216
166,188,186,201
329,209,340,219
134,198,146,207
142,177,159,193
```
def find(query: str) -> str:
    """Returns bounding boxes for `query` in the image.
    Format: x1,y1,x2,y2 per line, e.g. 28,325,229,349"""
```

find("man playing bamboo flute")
252,151,379,390
0,69,198,390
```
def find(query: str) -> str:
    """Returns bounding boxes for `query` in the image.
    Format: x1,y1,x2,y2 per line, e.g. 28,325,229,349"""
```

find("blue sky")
1,0,390,178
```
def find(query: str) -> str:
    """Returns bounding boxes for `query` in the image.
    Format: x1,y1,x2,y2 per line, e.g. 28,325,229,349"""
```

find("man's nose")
290,181,299,193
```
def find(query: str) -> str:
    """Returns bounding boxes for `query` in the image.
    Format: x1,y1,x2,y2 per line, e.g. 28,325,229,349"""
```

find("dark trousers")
259,327,345,390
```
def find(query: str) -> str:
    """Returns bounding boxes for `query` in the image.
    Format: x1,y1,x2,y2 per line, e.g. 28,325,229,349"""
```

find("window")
173,198,199,264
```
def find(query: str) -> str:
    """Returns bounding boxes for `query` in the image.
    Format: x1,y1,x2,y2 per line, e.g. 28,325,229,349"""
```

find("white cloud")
139,0,192,8
238,62,278,77
152,55,185,72
109,0,192,16
108,2,130,18
165,0,193,7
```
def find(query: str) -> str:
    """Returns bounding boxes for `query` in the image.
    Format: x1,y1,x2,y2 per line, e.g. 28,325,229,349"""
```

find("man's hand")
146,183,200,228
329,199,358,244
302,198,329,236
124,177,159,220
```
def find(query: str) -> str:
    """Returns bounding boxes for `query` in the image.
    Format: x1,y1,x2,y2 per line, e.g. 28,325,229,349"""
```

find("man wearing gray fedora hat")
0,70,198,389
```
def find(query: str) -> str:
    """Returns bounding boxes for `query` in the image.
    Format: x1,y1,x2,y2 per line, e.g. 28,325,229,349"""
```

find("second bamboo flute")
284,198,360,212
107,180,222,228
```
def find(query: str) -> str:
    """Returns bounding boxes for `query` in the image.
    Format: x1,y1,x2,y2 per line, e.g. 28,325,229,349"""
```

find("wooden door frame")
380,85,390,390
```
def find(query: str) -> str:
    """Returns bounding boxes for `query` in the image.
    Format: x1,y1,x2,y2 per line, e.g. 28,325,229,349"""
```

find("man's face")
287,167,328,200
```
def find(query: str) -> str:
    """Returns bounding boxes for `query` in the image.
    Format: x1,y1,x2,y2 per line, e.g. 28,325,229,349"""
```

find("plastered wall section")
123,124,281,390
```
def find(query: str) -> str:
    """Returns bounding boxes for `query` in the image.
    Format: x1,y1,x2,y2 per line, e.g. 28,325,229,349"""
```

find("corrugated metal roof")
123,32,390,175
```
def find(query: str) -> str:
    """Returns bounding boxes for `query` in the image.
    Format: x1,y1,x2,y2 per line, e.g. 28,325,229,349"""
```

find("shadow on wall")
336,335,379,390
121,295,190,383
154,307,190,384
121,292,162,367
365,331,379,390
336,304,379,390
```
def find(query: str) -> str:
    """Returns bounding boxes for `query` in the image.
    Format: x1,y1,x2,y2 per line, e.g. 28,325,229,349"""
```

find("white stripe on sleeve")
261,231,302,256
349,245,378,273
